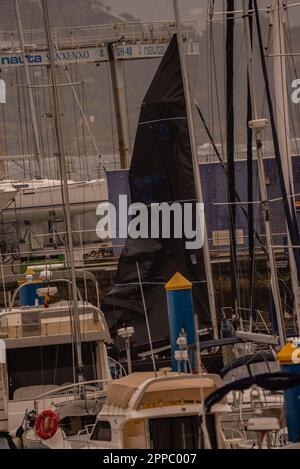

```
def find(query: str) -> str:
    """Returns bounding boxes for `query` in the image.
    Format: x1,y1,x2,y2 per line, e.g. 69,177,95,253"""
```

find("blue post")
277,342,300,443
165,272,196,372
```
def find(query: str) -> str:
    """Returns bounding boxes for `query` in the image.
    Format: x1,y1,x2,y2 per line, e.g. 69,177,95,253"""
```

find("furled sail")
102,35,212,347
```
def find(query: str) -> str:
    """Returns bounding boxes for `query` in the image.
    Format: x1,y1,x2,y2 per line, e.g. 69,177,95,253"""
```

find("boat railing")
0,243,119,286
8,279,84,309
221,426,254,449
32,357,127,409
221,307,271,334
77,424,95,436
0,20,198,52
108,356,127,378
1,267,102,310
64,436,103,449
33,379,111,411
0,302,110,342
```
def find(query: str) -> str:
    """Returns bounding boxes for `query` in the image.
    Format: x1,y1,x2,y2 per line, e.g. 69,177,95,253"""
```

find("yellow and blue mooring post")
165,272,196,372
277,341,300,443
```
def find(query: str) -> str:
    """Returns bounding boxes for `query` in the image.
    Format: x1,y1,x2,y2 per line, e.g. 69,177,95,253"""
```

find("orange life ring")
35,410,59,440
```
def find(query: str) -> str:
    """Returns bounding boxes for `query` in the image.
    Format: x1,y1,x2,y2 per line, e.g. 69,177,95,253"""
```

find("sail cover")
102,35,211,347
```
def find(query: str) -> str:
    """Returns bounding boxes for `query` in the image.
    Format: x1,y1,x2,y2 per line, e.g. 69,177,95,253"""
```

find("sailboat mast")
41,0,84,381
226,0,239,316
0,81,6,179
0,136,5,179
242,0,286,346
173,0,219,339
271,0,300,333
108,45,131,169
14,0,43,178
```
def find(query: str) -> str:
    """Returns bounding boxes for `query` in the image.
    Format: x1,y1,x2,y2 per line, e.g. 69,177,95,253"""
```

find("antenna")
136,261,157,374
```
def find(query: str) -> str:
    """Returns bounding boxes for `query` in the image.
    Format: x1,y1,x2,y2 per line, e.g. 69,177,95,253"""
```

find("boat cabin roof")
106,372,223,410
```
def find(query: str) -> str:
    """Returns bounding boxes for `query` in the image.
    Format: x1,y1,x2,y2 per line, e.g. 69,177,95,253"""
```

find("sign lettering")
0,42,199,67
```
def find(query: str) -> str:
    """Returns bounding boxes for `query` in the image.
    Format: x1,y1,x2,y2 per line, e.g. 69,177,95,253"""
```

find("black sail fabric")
102,35,212,347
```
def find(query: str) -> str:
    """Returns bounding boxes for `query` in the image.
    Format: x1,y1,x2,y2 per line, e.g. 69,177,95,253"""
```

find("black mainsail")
102,35,211,347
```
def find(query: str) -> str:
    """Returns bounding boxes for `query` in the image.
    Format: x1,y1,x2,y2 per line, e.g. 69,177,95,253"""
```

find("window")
12,184,29,189
90,421,111,442
8,343,97,400
149,415,217,449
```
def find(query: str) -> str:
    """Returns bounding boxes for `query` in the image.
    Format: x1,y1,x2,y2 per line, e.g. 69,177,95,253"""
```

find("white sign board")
0,47,108,67
0,42,199,67
113,42,200,60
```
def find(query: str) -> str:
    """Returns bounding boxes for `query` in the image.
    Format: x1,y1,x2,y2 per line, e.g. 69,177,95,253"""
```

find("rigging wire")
208,0,227,309
35,0,103,165
72,64,83,180
123,61,132,157
195,99,267,255
21,67,33,177
254,0,300,283
284,11,300,158
246,0,257,323
81,77,89,179
15,68,25,179
107,62,118,172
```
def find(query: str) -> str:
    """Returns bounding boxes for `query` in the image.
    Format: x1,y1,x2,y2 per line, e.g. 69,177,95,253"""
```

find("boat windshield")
149,415,217,449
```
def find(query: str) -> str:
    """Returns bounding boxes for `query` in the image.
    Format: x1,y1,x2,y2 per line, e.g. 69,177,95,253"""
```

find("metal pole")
0,133,5,179
173,0,219,339
108,44,131,169
271,0,300,334
125,337,132,375
41,0,84,381
0,255,7,311
14,0,43,178
242,0,286,346
136,261,157,373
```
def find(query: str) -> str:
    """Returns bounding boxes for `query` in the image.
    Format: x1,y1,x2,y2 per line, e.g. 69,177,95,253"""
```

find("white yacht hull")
1,179,107,222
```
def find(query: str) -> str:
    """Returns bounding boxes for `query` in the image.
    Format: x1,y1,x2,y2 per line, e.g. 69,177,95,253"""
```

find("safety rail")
108,356,127,378
0,21,198,52
8,280,83,310
77,424,95,436
221,426,254,450
64,435,102,449
0,242,119,286
0,302,110,343
33,379,110,412
221,307,271,335
32,357,127,410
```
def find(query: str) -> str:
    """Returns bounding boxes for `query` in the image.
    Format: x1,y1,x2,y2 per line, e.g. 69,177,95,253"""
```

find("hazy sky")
103,0,300,29
103,0,205,22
